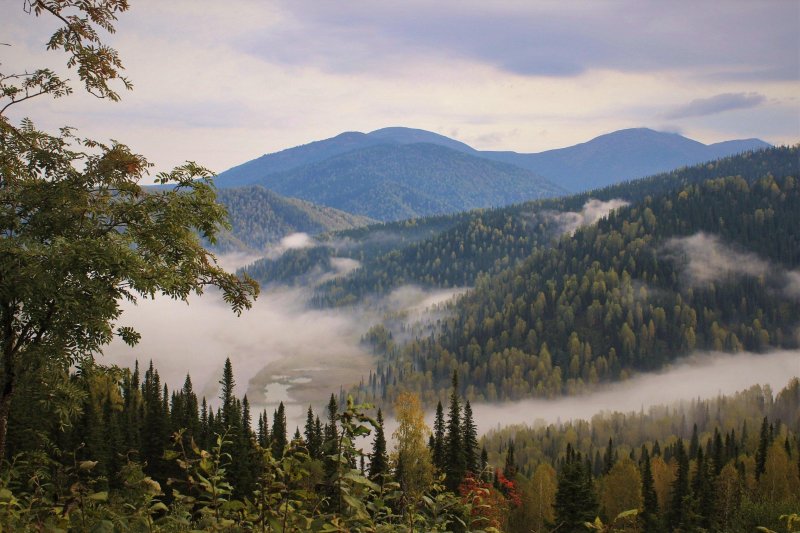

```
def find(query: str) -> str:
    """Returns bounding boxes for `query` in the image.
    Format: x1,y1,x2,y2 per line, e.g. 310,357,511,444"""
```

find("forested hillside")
214,185,373,251
483,379,800,532
260,146,798,305
354,170,799,406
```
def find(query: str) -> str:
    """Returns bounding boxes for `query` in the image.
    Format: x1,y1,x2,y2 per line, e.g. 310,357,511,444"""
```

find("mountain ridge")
215,126,772,194
236,142,566,221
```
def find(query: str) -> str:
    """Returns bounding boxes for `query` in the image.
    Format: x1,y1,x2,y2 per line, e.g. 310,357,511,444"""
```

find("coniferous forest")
1,2,799,532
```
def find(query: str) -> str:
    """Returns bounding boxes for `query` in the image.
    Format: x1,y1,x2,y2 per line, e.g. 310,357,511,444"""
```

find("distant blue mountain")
239,142,566,221
214,126,772,197
477,128,772,191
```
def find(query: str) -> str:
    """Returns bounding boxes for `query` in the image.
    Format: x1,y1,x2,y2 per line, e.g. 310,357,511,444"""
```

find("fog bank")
470,349,799,434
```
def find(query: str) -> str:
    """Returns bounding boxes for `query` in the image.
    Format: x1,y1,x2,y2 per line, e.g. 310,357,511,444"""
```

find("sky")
3,0,799,176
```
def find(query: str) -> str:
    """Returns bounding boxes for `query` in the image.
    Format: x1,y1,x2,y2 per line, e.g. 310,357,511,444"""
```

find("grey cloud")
665,93,767,119
241,1,798,80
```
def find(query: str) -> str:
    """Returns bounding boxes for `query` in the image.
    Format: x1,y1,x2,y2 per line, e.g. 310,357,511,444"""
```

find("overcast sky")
3,0,799,175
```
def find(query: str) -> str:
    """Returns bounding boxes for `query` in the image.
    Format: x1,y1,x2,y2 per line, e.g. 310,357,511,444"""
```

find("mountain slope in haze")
215,126,770,194
215,127,475,189
479,128,772,191
214,185,373,252
253,143,566,221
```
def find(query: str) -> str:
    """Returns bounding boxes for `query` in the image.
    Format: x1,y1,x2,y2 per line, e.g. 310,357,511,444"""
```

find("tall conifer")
445,371,465,491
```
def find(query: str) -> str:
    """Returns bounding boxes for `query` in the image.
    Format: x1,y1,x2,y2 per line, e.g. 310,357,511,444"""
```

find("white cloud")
663,233,769,286
552,198,629,235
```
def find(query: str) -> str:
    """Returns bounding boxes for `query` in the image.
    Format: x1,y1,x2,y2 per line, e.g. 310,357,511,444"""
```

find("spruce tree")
462,400,479,475
689,423,699,460
257,410,269,448
271,402,287,459
640,446,660,532
603,437,615,475
691,446,714,530
554,444,597,531
219,358,236,427
304,406,319,459
503,440,517,479
668,438,691,530
444,371,465,491
756,416,770,480
369,408,389,480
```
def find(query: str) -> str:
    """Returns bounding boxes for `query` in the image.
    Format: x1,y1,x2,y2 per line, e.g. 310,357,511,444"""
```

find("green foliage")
0,0,258,464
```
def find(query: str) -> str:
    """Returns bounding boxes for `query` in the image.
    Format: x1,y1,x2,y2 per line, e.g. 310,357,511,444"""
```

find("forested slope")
304,146,799,306
485,379,800,532
357,170,799,405
214,185,373,251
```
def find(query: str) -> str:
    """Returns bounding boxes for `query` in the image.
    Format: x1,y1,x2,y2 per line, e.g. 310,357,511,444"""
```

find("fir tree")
689,423,699,460
462,400,479,474
640,446,660,532
271,402,287,459
756,416,770,480
369,408,389,480
603,437,615,475
304,406,319,459
691,446,714,530
219,358,236,427
503,440,517,479
668,438,691,530
444,371,465,491
554,444,597,531
257,409,269,448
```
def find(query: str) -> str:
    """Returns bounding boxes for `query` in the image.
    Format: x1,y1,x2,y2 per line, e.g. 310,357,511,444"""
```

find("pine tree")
271,402,287,459
369,408,389,480
462,400,479,475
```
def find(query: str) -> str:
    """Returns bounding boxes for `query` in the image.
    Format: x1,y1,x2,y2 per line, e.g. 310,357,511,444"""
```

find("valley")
3,2,798,529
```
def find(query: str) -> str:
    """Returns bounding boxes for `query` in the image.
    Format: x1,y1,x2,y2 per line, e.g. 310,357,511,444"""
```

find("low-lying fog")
103,250,468,429
104,250,799,438
469,349,800,434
